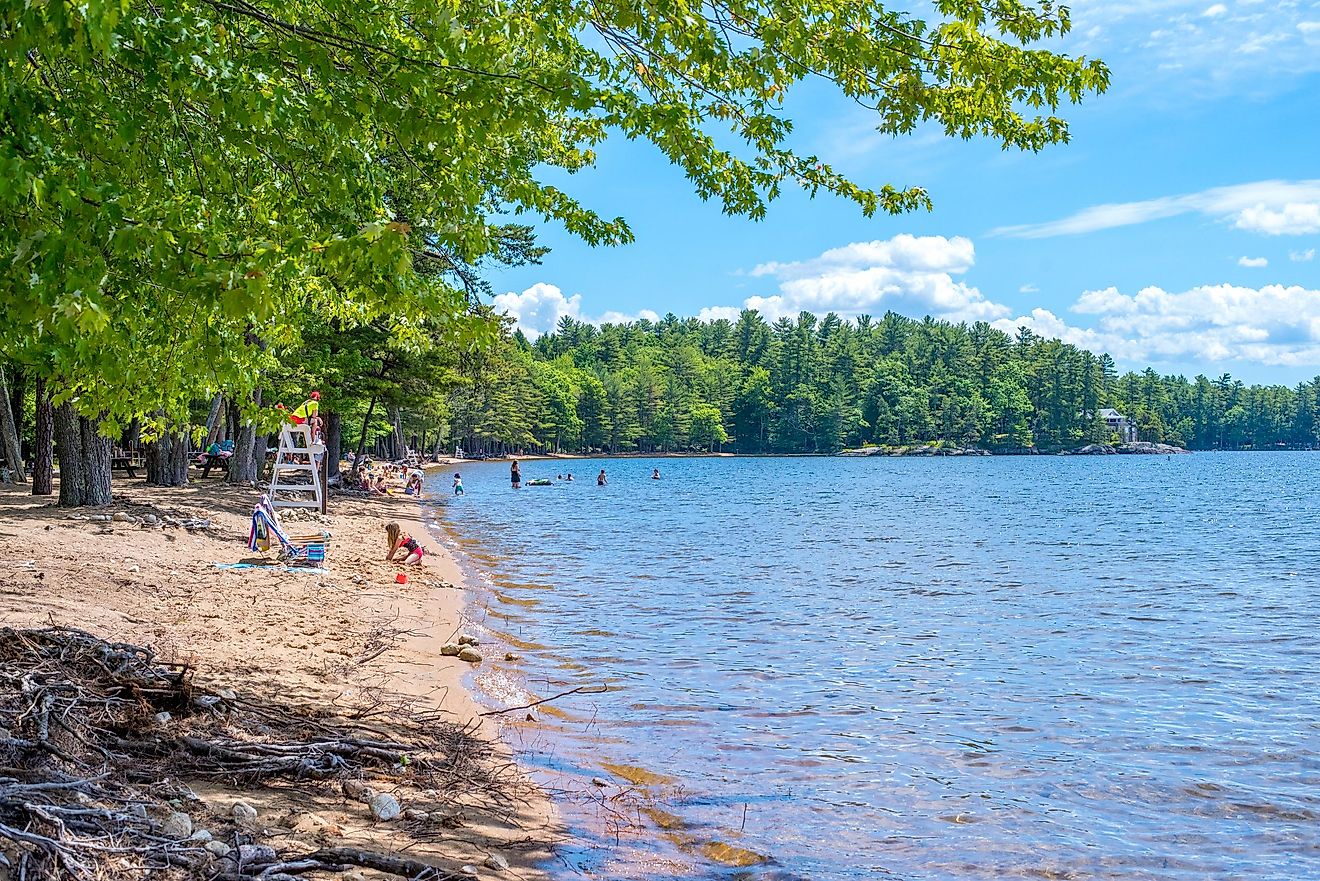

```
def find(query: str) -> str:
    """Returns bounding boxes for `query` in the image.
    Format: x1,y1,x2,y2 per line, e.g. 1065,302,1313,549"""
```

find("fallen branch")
478,684,608,717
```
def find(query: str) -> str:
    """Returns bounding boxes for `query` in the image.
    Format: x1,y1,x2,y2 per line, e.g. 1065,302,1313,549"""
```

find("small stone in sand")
458,647,483,663
591,777,609,787
504,652,520,661
231,801,258,829
402,808,429,821
368,792,402,821
204,840,231,857
341,779,371,802
457,634,479,646
160,811,192,839
154,711,172,725
188,829,212,842
440,642,461,656
484,853,511,872
238,843,276,863
460,866,479,877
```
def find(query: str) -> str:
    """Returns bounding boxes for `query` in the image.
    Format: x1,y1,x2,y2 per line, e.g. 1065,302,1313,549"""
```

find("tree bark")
31,378,53,495
81,415,112,506
388,405,405,460
0,367,28,483
7,369,24,443
324,411,342,481
54,402,86,506
229,389,263,485
146,428,191,487
203,394,224,443
353,395,377,470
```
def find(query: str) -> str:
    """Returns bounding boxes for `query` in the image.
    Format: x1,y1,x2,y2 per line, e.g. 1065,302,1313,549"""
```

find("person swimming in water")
652,468,660,480
597,469,607,486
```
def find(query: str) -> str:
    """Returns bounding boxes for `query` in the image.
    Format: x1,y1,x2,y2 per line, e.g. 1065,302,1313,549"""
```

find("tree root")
0,626,518,880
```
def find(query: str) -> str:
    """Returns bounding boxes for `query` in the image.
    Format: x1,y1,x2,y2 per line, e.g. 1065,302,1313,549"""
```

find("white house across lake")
1098,407,1137,442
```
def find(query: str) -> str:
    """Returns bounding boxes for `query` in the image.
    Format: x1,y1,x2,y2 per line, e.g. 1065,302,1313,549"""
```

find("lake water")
427,454,1320,880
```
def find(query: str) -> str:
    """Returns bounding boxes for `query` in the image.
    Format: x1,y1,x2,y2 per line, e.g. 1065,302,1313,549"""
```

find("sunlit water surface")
426,454,1320,880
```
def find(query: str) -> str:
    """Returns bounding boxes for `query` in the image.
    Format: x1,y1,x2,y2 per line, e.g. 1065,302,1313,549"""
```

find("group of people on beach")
348,461,424,497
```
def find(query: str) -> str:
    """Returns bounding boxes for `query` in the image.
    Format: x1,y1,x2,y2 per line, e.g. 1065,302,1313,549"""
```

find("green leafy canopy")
0,0,1107,426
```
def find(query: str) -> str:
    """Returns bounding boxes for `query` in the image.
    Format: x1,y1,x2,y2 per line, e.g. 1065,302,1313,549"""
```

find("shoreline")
0,478,559,878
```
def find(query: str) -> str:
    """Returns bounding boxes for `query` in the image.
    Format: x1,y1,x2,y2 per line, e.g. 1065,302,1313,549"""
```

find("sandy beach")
0,475,558,878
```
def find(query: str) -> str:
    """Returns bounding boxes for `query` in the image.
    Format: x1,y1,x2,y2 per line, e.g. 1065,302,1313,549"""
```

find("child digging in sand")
385,522,427,565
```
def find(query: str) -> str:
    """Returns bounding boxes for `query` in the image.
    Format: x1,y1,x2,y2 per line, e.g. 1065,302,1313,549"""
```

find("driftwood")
0,626,516,880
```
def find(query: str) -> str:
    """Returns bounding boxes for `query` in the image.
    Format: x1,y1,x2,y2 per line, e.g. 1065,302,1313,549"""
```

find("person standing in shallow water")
510,460,521,489
597,469,607,486
652,468,660,480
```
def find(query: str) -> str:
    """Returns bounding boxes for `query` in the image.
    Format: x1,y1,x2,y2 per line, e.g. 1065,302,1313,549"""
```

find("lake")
427,454,1320,880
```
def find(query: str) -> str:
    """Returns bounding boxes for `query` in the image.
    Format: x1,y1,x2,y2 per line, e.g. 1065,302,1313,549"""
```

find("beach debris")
484,852,511,872
159,810,193,839
368,792,402,821
143,513,160,526
127,564,141,573
88,513,112,522
0,626,523,881
458,633,480,646
154,710,172,725
504,652,520,661
591,776,609,787
458,647,483,663
112,511,139,523
403,807,429,821
232,800,259,829
440,642,462,656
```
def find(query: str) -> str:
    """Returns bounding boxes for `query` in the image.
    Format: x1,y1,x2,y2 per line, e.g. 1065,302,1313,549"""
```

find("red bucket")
395,572,408,585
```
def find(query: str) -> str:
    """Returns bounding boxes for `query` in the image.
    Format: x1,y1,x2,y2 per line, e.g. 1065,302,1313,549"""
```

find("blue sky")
488,1,1320,384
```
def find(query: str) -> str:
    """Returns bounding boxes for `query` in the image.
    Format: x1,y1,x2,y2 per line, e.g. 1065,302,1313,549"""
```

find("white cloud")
728,234,1009,323
1235,202,1320,235
1019,284,1040,294
993,179,1320,238
996,283,1320,367
1238,255,1269,267
1290,248,1316,262
493,282,581,339
1064,0,1320,96
493,282,658,338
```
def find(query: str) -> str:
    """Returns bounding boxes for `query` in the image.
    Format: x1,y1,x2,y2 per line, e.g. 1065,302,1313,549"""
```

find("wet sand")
0,476,559,876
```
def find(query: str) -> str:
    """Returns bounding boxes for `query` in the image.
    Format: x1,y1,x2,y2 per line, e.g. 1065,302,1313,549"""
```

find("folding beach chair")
249,495,330,564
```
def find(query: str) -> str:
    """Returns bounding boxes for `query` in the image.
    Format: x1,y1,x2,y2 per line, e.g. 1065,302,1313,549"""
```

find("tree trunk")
353,395,377,470
7,369,24,445
31,378,53,495
81,415,112,506
203,394,224,443
325,411,342,481
229,389,263,485
388,405,405,460
0,367,28,483
146,428,191,487
54,402,85,505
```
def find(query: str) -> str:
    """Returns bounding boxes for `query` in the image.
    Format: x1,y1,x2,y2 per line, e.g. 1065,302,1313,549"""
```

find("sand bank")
0,477,558,877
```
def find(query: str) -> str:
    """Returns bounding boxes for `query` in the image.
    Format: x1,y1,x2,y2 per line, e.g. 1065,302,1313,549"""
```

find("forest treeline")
445,310,1320,454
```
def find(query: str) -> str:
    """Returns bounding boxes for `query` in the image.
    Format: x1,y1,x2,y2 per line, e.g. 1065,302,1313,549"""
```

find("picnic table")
197,452,231,478
111,450,144,479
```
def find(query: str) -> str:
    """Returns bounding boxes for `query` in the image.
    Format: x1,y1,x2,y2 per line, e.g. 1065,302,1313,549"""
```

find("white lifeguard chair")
268,422,324,512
